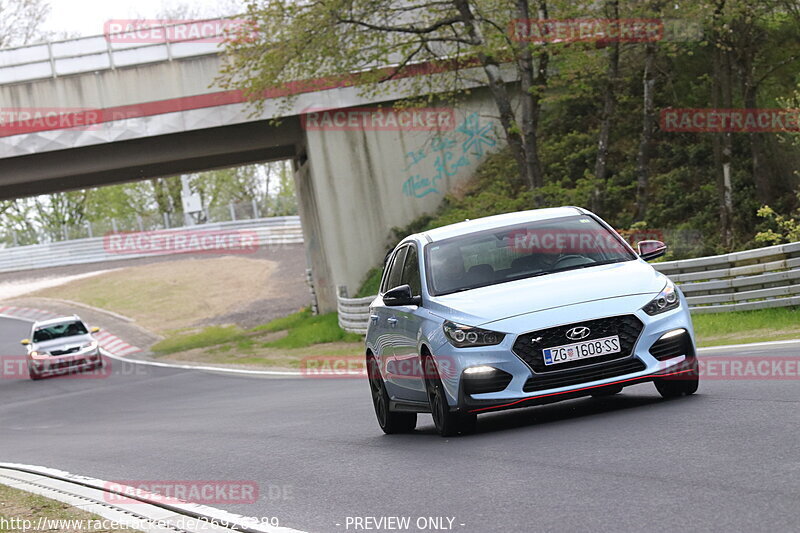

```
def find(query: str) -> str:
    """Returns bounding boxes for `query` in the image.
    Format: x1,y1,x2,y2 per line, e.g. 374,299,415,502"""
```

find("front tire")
655,360,699,398
423,356,477,437
367,355,416,434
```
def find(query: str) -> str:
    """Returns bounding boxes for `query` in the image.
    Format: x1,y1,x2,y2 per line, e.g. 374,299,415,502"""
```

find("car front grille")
513,315,644,373
49,347,80,356
523,358,646,393
649,330,692,361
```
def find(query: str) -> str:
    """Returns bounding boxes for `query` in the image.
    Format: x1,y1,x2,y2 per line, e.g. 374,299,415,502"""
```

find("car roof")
419,206,587,243
33,315,82,328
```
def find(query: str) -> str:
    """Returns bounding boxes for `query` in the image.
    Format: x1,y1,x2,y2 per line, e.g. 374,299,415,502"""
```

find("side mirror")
90,327,100,333
383,284,422,307
638,240,667,261
20,339,30,346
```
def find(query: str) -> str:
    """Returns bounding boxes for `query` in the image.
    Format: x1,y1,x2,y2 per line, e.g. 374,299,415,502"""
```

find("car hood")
426,260,666,327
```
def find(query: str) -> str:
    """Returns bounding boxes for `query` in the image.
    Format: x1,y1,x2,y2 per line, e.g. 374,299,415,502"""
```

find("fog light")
660,328,686,340
464,365,496,375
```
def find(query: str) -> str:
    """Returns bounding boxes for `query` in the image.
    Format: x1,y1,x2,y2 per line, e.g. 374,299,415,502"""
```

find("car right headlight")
443,321,505,348
642,279,680,315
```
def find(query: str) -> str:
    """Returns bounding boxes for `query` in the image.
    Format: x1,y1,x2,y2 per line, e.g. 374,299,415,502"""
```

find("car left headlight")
443,321,505,348
81,341,99,351
642,279,680,315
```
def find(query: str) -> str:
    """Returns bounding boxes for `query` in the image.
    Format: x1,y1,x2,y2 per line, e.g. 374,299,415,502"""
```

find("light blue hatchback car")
365,207,698,436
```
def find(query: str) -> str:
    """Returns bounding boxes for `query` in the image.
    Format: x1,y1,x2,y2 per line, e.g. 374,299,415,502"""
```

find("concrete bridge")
0,22,505,310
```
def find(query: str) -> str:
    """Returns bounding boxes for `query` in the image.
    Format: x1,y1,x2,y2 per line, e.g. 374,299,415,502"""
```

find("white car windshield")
32,321,88,342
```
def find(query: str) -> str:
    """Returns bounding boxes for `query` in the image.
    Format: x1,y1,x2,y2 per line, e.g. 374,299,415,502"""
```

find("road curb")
0,463,305,533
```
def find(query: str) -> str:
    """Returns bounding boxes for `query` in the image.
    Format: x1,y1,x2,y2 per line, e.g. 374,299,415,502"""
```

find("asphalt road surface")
1,315,798,533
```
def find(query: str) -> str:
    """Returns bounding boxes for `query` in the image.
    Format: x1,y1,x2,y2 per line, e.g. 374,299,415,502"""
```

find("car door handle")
370,314,379,324
387,317,398,327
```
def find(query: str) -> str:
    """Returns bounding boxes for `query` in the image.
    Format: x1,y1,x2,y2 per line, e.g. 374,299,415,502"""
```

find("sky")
41,0,242,38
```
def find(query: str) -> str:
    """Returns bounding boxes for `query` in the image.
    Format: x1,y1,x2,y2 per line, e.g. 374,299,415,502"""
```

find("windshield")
32,321,88,342
425,215,636,296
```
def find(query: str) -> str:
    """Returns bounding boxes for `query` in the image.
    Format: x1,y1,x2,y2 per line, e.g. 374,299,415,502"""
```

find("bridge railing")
337,241,800,334
0,17,238,84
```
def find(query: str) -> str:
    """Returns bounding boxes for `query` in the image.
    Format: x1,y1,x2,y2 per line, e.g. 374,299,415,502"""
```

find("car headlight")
443,321,505,348
81,341,99,350
643,279,680,315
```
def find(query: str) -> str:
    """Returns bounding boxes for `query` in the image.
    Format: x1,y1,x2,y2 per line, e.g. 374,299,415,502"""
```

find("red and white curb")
0,305,141,357
0,305,59,322
93,330,141,357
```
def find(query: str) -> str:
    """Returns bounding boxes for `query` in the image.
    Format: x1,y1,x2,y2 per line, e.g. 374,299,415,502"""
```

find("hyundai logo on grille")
566,326,591,340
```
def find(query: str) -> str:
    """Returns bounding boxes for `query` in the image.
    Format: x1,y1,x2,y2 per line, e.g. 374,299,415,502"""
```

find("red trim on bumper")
467,368,695,413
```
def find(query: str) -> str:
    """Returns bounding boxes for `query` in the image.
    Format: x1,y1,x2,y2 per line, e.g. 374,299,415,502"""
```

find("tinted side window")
382,247,407,293
400,245,421,296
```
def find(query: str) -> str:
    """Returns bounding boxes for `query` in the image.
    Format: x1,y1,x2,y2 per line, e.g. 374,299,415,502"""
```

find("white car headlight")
643,279,680,315
81,341,99,350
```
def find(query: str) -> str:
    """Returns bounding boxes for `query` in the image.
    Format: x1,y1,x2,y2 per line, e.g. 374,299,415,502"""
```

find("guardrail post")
111,218,118,233
163,212,170,229
252,198,259,219
136,215,144,231
106,34,116,70
11,230,18,247
61,225,68,241
229,203,236,221
47,42,57,78
86,221,93,238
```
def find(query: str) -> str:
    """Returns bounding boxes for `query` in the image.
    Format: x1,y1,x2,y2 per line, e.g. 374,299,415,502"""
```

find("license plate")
542,335,621,366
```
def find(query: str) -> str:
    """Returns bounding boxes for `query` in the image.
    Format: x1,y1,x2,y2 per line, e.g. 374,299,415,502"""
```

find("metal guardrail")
0,216,302,273
652,241,800,313
338,241,800,333
337,295,375,335
0,18,233,85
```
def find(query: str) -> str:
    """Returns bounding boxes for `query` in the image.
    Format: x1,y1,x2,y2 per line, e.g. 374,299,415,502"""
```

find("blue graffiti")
457,112,497,158
402,112,498,198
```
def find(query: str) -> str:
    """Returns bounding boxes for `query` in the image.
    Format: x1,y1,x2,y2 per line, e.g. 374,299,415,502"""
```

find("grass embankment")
150,308,363,369
32,256,279,332
0,484,129,533
32,256,364,369
691,307,800,347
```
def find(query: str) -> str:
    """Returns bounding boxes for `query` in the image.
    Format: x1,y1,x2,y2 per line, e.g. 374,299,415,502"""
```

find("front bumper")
432,298,697,415
29,349,102,376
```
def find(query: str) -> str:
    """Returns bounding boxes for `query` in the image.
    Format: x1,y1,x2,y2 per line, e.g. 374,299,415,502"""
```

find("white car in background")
20,316,103,380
